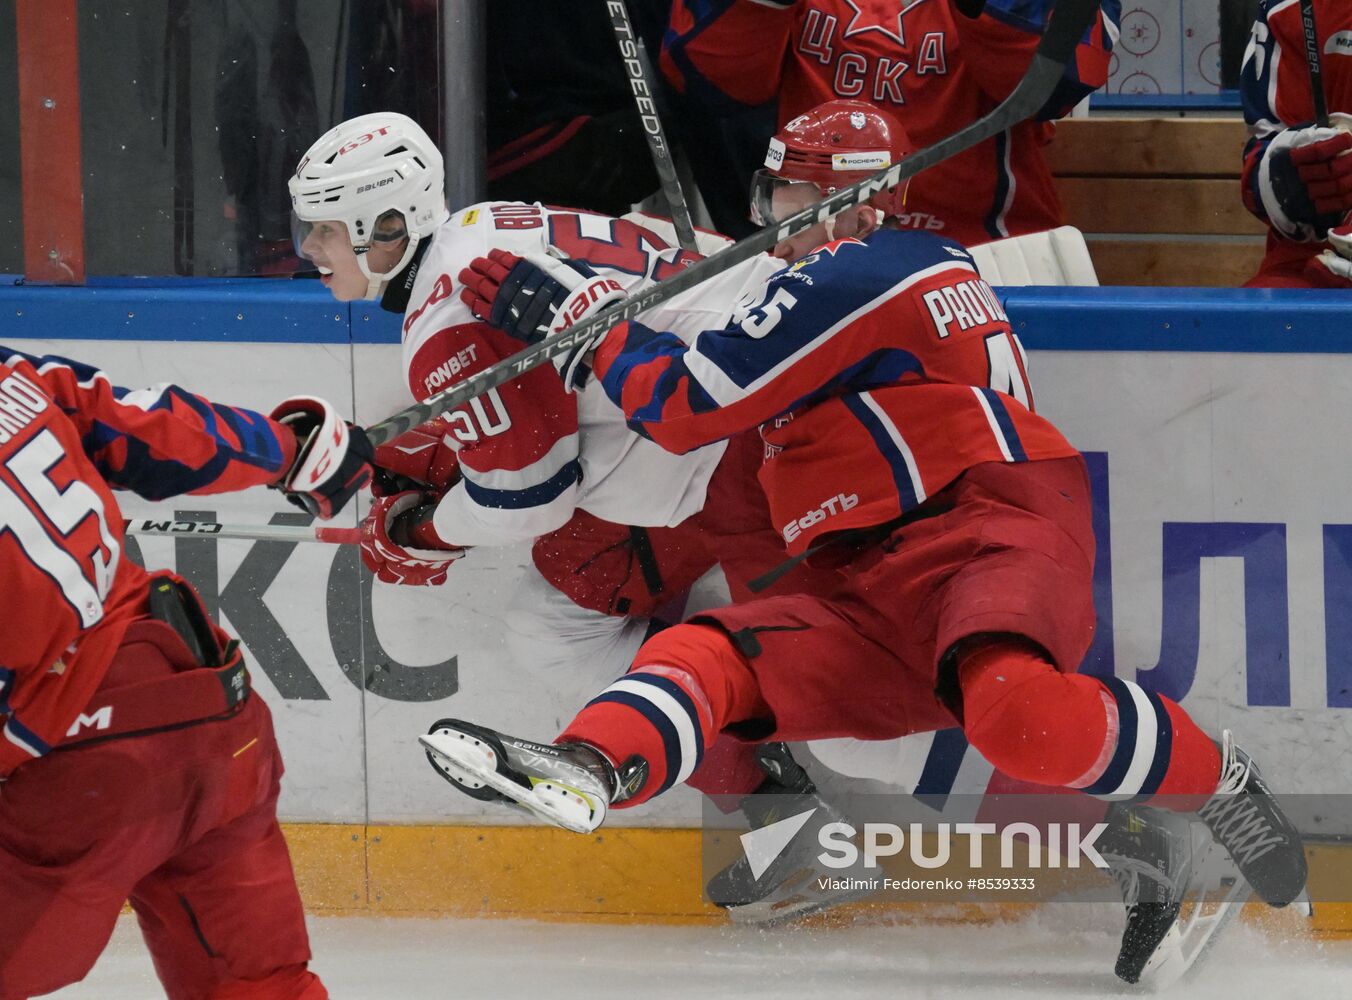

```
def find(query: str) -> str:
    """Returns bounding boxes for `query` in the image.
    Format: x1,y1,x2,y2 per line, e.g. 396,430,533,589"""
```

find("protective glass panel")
73,1,440,278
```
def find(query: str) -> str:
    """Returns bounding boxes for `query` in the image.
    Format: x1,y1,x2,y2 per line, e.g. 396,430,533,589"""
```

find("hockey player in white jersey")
288,112,864,924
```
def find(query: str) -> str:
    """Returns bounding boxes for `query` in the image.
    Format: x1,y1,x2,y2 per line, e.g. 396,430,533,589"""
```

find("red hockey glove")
458,249,625,389
360,491,465,586
1259,116,1352,241
271,396,374,519
1303,217,1352,288
372,423,462,496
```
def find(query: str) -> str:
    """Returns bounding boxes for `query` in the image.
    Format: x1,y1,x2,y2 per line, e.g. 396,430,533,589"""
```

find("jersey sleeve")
404,319,582,548
954,0,1119,119
1,349,295,500
589,232,979,454
1239,1,1290,227
660,0,796,110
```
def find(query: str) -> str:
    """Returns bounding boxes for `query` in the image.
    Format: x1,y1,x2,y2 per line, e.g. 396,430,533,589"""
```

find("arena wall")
2,279,1349,929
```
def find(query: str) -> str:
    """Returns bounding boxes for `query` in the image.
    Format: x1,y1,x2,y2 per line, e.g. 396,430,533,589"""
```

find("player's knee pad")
957,642,1110,788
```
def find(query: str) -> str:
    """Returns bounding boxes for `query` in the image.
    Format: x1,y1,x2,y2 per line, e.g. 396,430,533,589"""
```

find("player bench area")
1046,116,1264,287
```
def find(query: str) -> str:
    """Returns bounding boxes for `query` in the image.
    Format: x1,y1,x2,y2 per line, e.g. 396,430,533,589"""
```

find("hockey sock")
958,641,1221,803
559,624,768,807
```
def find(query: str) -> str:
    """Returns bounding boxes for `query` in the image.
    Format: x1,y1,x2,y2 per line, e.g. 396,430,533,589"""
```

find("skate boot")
1196,731,1307,908
705,743,877,925
420,718,619,833
1101,802,1248,988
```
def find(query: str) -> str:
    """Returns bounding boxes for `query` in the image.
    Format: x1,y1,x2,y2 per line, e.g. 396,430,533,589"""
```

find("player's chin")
773,239,813,262
324,277,363,302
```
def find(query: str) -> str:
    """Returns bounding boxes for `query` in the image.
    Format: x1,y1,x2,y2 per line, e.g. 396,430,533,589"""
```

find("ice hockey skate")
421,719,616,834
1100,803,1250,989
705,743,878,925
1196,731,1308,908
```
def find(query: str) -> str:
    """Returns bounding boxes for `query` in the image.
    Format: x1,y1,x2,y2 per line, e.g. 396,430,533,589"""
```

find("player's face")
299,221,369,300
299,220,408,301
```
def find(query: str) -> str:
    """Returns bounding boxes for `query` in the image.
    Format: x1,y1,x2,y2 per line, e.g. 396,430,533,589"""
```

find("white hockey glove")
1258,114,1352,241
1304,216,1352,288
459,249,626,390
271,396,375,519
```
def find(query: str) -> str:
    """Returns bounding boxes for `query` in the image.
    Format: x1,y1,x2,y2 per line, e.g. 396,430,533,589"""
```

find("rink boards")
2,281,1351,828
4,281,1352,878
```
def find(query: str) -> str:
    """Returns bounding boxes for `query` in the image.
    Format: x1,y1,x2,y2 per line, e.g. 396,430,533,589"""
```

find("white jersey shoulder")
401,203,783,536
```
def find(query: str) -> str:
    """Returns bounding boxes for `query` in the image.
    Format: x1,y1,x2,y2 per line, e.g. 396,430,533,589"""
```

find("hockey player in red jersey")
0,351,373,999
423,140,1310,982
661,0,1119,245
1240,0,1352,287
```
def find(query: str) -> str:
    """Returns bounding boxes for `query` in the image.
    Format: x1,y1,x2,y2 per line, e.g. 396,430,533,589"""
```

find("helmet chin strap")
356,233,423,301
823,206,883,243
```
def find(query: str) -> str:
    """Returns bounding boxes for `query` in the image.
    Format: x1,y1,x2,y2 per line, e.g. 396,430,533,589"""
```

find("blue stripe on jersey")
842,392,921,509
585,689,686,795
4,714,50,757
978,388,1028,462
462,458,582,510
634,672,705,774
0,667,13,714
605,323,723,429
1136,688,1175,800
1083,676,1139,796
84,388,286,500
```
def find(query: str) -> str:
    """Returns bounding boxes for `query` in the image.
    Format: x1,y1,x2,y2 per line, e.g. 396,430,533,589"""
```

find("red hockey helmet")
750,100,914,226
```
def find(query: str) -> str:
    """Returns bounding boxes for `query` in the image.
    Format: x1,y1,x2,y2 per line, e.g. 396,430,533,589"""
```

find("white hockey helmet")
289,112,451,298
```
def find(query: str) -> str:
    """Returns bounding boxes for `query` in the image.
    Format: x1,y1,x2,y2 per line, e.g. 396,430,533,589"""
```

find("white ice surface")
48,906,1349,1000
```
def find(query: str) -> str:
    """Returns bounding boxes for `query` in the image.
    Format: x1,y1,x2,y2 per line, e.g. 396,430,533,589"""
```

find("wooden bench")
1045,117,1266,287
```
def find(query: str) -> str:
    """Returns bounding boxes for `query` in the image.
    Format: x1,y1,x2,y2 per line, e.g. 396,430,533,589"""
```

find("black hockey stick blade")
365,0,1103,447
1300,0,1330,127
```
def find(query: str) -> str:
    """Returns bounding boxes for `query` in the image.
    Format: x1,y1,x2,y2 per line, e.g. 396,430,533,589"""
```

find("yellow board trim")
281,823,1351,937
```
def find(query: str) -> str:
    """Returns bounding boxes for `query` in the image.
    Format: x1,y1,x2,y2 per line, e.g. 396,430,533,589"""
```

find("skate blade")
423,728,502,798
419,730,605,834
1136,868,1251,991
723,875,879,927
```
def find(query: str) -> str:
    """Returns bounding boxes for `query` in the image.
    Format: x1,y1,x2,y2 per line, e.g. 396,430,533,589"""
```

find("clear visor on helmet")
749,169,833,226
290,211,409,264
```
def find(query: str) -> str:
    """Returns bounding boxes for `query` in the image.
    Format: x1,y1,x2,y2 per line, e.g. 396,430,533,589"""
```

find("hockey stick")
365,0,1100,447
1300,0,1330,127
606,0,699,251
124,517,360,545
